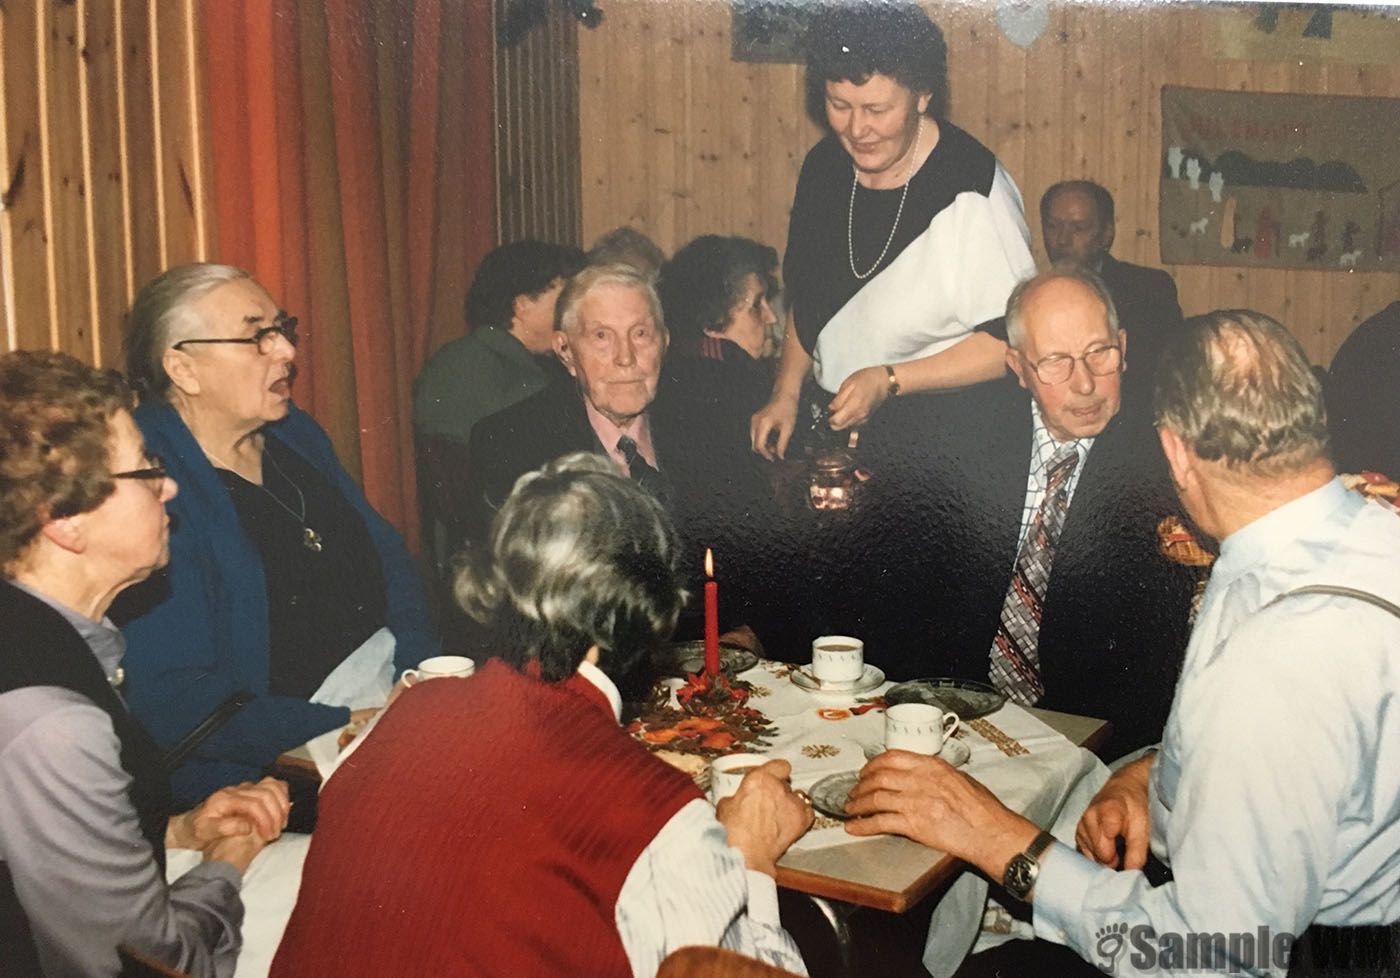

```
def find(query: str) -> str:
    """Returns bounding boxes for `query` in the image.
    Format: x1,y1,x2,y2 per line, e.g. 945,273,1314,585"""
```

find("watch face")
1004,853,1039,898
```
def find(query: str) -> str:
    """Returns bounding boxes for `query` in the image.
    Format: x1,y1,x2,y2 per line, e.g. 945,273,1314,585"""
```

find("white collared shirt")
1015,400,1095,550
1033,479,1400,974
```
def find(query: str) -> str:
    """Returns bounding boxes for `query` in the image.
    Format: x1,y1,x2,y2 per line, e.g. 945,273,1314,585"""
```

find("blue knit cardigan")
121,402,437,803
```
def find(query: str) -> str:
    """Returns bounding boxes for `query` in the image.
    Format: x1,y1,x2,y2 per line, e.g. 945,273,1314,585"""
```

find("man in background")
1041,180,1184,390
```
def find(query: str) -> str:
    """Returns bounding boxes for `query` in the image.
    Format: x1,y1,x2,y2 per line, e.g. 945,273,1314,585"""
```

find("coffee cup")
402,655,476,684
810,635,864,684
885,702,961,755
709,752,769,803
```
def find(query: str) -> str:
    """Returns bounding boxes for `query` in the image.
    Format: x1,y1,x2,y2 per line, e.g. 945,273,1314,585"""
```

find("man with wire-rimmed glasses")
857,266,1195,760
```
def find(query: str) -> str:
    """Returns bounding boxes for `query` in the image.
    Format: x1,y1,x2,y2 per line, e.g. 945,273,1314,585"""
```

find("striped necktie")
989,445,1080,705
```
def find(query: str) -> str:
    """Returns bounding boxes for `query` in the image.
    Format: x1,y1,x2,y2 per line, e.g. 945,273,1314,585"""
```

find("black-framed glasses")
1028,344,1122,385
111,456,169,492
172,313,300,355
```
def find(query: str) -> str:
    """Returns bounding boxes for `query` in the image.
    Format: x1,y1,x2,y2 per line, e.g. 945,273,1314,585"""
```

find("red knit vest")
271,658,702,978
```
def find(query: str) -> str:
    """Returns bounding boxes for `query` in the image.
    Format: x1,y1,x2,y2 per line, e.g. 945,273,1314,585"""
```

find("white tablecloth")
675,661,1109,976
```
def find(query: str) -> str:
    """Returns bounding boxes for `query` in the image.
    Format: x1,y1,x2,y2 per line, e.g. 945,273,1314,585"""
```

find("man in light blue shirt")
846,309,1400,976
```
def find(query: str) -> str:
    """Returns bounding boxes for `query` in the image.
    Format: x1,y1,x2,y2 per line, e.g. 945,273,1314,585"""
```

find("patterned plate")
653,641,759,678
808,771,862,821
884,678,1006,721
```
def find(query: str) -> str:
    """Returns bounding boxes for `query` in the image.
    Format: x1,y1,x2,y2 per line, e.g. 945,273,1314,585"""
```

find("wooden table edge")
775,711,1114,912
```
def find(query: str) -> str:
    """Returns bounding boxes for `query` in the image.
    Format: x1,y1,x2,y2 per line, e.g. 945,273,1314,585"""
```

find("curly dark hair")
466,240,586,331
0,350,134,571
655,235,779,351
804,1,949,126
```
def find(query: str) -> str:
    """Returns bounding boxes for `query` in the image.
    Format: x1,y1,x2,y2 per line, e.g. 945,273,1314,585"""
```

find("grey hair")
453,452,686,683
124,263,251,402
1154,310,1329,477
587,226,666,277
555,262,667,340
1005,265,1120,351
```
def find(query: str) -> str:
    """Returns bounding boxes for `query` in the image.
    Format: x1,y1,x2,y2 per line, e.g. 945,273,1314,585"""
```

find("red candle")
703,548,720,677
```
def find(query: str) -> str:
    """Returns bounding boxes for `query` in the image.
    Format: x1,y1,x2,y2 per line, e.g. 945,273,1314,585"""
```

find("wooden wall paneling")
1133,6,1168,273
990,23,1028,206
154,0,206,266
1067,6,1105,187
45,0,93,358
574,3,1400,360
86,0,129,368
1021,7,1067,266
2,0,51,352
119,0,159,295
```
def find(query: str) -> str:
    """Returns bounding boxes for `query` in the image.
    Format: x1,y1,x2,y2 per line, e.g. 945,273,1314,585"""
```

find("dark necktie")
616,434,664,497
989,445,1081,705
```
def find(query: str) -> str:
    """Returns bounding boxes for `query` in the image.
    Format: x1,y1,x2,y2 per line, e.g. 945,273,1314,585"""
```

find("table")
773,704,1109,913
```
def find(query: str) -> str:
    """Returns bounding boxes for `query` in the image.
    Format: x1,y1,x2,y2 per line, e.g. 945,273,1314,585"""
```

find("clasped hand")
167,776,292,873
1075,753,1154,870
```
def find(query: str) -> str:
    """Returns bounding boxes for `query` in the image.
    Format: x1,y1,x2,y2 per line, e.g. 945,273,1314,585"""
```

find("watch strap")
884,364,901,397
1026,829,1054,860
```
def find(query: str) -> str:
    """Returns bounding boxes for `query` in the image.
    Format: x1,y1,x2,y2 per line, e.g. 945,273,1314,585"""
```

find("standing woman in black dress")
751,2,1036,459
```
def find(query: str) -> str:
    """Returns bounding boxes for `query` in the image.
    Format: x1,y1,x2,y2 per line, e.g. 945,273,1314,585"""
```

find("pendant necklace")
205,441,324,552
847,117,923,281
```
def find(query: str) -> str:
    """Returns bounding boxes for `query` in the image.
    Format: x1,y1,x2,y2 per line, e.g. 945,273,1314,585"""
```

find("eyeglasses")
172,313,300,355
1027,344,1122,385
111,456,169,493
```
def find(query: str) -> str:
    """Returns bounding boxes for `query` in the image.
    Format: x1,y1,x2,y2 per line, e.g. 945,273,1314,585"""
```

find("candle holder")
675,668,753,719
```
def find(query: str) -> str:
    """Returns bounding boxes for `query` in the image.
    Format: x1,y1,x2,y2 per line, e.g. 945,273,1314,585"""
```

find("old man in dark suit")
858,267,1196,756
463,262,780,649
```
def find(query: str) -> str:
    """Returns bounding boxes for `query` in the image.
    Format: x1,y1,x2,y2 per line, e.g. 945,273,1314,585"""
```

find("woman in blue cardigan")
116,264,437,805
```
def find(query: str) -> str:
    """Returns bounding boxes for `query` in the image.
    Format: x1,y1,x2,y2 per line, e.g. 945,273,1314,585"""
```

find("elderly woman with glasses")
0,350,290,978
114,263,436,807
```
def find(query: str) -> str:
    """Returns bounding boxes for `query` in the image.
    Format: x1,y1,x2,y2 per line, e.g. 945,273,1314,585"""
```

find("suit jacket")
1097,253,1184,402
854,379,1197,756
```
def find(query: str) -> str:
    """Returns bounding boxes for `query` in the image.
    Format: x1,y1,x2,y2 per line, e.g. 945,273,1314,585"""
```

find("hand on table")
168,776,291,872
844,750,1039,882
827,366,891,431
751,394,799,461
715,759,814,877
718,625,764,657
1076,753,1155,870
338,706,383,751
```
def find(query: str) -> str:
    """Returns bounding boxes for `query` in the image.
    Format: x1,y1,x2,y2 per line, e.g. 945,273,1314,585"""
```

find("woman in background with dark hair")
751,1,1035,458
658,234,781,443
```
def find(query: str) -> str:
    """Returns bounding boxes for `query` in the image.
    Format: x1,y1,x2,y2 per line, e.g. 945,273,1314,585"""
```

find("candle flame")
704,548,714,578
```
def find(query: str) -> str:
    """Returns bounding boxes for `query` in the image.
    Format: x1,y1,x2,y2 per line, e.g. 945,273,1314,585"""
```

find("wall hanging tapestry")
1160,86,1400,272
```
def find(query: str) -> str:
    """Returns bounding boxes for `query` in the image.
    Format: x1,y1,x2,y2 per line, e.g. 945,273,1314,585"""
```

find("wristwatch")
1002,830,1055,903
884,364,901,397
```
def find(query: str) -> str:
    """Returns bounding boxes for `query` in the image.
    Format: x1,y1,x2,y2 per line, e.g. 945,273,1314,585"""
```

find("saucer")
862,737,971,768
808,771,862,821
791,664,885,695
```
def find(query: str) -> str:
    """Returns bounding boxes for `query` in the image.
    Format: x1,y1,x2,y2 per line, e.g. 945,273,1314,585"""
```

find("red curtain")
201,0,497,552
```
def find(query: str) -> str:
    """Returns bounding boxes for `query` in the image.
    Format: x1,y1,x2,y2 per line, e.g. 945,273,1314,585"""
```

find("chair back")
656,945,805,978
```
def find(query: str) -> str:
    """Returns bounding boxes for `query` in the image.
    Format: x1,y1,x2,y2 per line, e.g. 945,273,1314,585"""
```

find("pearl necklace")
204,440,324,552
847,117,923,281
